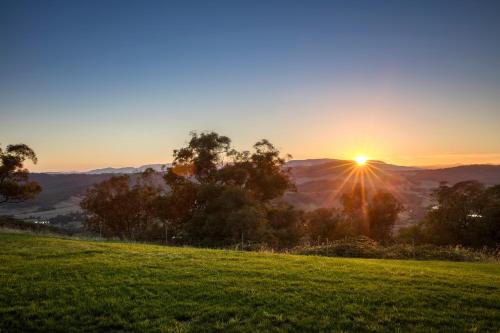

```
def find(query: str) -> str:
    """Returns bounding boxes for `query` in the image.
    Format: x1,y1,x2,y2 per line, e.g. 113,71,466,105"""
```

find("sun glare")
355,156,368,166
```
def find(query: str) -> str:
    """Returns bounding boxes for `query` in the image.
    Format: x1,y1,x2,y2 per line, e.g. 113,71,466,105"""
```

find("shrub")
293,236,499,262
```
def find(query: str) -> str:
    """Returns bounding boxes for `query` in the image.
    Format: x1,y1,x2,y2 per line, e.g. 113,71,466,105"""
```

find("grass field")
1,232,499,332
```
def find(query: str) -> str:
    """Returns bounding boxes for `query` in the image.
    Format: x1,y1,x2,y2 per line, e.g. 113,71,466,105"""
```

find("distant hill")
285,159,338,168
87,164,169,174
0,173,115,218
285,161,500,226
0,172,165,219
403,164,500,185
85,159,418,174
2,160,500,224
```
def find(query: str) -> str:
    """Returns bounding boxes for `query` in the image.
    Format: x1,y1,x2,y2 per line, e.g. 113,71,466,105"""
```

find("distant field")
1,232,499,332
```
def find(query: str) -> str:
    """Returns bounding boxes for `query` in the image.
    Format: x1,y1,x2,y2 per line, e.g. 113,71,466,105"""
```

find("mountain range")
53,160,456,175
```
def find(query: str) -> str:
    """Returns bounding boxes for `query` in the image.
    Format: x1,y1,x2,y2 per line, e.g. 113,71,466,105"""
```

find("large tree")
156,169,198,244
341,184,368,235
341,185,403,241
182,184,268,246
0,144,41,205
159,132,296,246
171,131,232,183
483,185,500,246
82,132,298,247
419,180,499,247
81,170,162,240
266,204,305,249
367,190,403,242
217,139,295,201
305,208,344,244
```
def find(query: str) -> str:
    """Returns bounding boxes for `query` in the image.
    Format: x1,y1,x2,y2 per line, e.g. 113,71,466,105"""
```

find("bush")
293,236,499,262
295,236,382,258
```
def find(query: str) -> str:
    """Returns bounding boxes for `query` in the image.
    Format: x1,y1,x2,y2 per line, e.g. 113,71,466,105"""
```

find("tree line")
399,180,500,248
2,136,499,249
80,132,405,248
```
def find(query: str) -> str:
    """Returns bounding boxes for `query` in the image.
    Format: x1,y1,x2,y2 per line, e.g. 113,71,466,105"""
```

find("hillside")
1,232,499,332
0,172,165,220
2,160,500,225
86,163,169,174
286,161,500,224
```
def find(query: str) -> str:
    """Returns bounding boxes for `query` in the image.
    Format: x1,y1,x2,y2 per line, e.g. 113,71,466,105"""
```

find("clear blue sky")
1,0,500,171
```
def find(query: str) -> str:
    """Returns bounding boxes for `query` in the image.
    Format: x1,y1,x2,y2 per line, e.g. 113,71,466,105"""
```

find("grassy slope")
1,232,499,333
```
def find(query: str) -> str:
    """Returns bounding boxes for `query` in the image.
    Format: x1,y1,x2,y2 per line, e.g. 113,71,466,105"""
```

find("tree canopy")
0,144,42,205
81,132,297,246
412,181,500,247
79,131,500,250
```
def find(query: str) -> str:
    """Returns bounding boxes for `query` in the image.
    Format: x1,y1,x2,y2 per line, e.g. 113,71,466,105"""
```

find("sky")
1,0,500,172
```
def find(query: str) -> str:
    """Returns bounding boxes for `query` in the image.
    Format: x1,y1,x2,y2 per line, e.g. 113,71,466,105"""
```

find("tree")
82,132,298,248
81,175,130,239
305,208,344,244
340,185,403,241
81,170,162,240
172,131,232,183
0,144,42,205
182,184,268,246
341,184,368,235
242,140,294,201
156,169,198,244
217,139,295,201
160,132,296,247
426,181,485,246
266,204,305,249
367,190,403,242
419,180,499,247
483,185,500,246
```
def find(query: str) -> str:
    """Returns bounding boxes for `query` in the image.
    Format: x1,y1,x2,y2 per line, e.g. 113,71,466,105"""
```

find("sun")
355,156,368,166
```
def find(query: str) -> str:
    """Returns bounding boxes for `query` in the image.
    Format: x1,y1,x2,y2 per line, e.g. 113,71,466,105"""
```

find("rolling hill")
86,163,169,174
285,160,500,225
1,231,499,332
2,160,500,226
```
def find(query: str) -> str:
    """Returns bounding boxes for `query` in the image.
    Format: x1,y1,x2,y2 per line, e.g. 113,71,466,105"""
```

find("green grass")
1,232,499,332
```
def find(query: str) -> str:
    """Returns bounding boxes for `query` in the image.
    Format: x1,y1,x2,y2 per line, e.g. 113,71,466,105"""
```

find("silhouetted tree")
158,131,296,247
367,190,403,242
172,131,232,183
183,184,268,246
240,140,295,201
266,204,305,249
341,184,368,235
0,144,42,205
81,175,130,239
306,208,344,243
81,170,162,240
483,185,500,246
340,185,403,241
417,180,500,247
82,132,299,248
157,169,198,244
